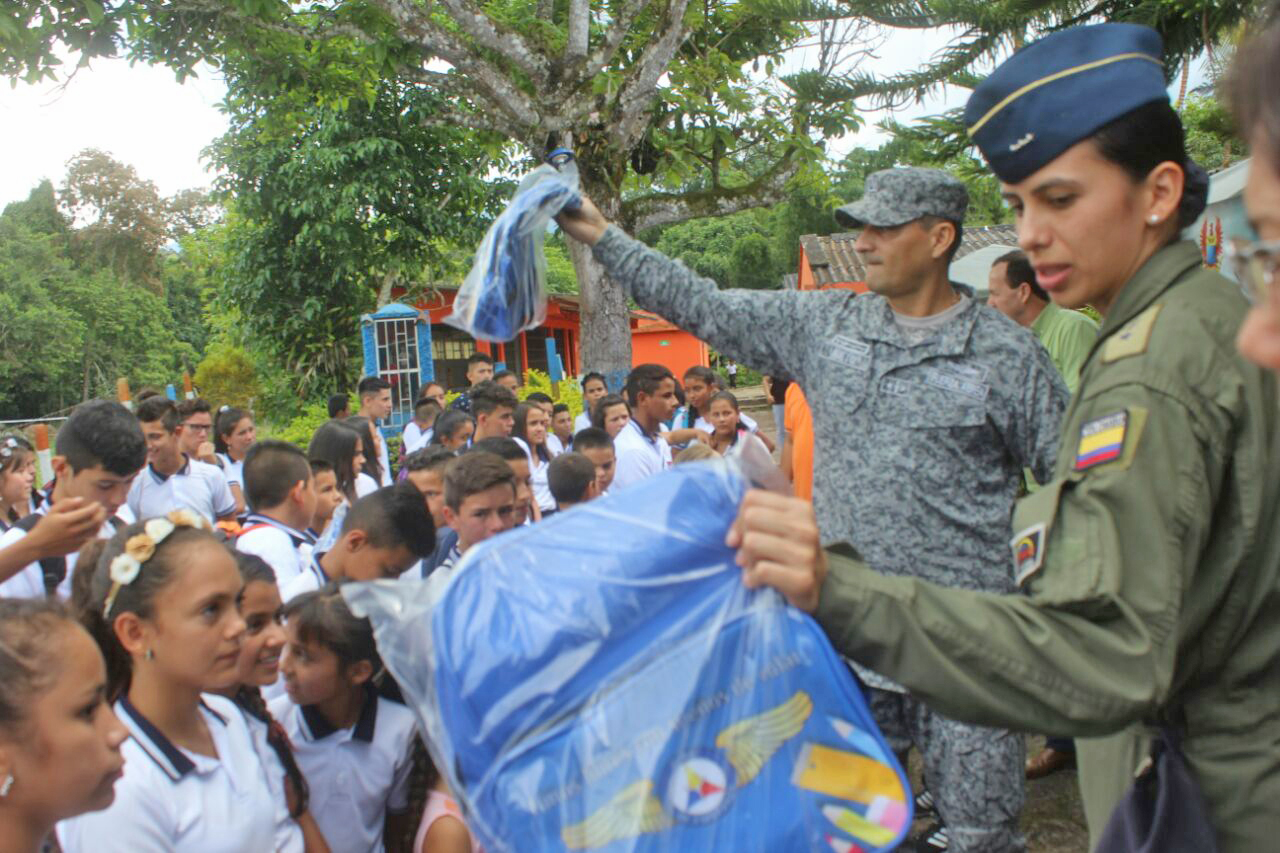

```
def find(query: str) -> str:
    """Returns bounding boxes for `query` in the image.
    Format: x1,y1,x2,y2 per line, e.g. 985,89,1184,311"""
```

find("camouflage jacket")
594,225,1068,597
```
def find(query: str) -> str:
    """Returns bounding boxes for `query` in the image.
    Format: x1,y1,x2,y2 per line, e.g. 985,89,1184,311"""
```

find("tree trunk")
568,185,632,391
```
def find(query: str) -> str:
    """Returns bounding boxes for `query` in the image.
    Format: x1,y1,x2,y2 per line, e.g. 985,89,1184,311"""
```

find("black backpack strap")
11,513,66,597
107,515,127,532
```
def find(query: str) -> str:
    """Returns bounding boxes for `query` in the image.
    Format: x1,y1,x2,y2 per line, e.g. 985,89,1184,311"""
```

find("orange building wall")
631,329,709,378
798,246,817,291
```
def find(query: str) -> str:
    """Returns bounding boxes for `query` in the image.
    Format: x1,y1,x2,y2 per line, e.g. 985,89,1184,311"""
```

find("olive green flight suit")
814,242,1280,851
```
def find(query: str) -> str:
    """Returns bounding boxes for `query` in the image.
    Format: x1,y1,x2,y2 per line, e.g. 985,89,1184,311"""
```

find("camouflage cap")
834,167,969,229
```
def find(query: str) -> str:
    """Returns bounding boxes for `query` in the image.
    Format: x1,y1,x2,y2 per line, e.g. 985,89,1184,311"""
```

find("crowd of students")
0,347,767,852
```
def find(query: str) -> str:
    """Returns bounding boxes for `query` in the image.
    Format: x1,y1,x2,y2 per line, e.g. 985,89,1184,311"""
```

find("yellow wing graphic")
561,779,673,850
715,690,813,785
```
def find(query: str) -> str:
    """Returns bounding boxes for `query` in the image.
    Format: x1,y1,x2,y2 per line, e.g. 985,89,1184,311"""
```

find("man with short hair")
127,396,238,525
558,167,1070,853
236,440,318,589
611,364,678,491
175,398,218,465
357,376,394,486
572,428,616,495
470,381,518,441
437,451,518,576
327,393,349,420
988,250,1098,393
449,352,496,414
493,369,520,392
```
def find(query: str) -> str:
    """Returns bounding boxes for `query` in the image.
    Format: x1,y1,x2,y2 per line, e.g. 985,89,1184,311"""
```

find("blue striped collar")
117,696,228,782
299,686,378,743
243,513,317,547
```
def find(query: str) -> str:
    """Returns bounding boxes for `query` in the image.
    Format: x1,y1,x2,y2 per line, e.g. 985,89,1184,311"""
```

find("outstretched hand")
726,489,826,612
555,194,610,246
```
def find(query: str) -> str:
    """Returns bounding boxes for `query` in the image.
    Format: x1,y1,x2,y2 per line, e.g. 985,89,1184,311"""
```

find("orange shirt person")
783,383,813,501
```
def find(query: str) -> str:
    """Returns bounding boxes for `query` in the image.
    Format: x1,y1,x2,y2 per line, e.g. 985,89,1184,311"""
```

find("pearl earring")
1,774,13,797
1149,215,1159,224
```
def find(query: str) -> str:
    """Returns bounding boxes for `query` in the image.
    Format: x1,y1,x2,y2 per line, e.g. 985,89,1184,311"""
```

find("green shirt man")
988,250,1098,393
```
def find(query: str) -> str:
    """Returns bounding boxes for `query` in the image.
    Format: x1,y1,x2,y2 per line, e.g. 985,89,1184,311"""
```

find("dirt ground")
737,386,1091,851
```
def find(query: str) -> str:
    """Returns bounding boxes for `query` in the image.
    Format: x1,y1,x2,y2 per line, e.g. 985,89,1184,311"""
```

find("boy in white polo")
236,440,318,589
272,587,417,853
0,400,146,600
610,364,678,491
127,396,237,524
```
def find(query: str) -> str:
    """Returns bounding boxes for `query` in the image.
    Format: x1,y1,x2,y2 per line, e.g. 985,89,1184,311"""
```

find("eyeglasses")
1226,238,1280,306
183,422,213,433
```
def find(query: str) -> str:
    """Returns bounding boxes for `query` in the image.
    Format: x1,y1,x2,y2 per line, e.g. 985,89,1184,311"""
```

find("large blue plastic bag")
345,461,911,852
446,157,581,341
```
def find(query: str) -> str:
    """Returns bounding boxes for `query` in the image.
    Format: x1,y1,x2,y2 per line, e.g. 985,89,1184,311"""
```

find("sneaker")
914,788,936,816
912,822,949,852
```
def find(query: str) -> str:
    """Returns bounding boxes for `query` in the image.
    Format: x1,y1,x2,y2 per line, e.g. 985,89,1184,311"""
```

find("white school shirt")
355,471,380,498
216,452,245,489
0,504,123,600
235,514,317,590
57,694,277,853
573,411,592,433
512,437,556,513
127,457,236,524
693,410,759,436
280,550,330,603
402,422,433,455
235,700,305,853
547,433,568,456
269,691,416,853
611,419,673,491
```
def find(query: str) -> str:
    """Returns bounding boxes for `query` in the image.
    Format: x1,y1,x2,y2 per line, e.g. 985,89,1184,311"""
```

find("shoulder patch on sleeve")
1073,407,1147,472
1102,304,1161,363
1012,523,1046,587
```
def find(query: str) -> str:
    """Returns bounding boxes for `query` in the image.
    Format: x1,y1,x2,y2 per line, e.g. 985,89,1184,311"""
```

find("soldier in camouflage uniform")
558,168,1069,852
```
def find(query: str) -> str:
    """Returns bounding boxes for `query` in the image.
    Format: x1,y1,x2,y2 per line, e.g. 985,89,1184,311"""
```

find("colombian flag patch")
1075,412,1128,470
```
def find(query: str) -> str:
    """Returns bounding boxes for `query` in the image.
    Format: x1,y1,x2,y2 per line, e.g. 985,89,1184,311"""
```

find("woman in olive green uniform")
727,22,1280,852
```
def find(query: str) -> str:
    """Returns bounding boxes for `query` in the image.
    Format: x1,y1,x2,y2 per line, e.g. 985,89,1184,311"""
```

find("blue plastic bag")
446,151,581,341
346,461,911,852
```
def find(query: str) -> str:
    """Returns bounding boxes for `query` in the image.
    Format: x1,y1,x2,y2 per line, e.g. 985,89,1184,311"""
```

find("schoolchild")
402,398,442,456
470,438,536,525
58,512,279,852
271,587,417,853
469,381,518,441
705,391,769,458
214,406,257,515
435,452,517,576
427,411,475,452
236,441,318,590
590,393,631,439
0,401,145,600
546,452,599,511
571,428,617,496
413,752,482,853
524,392,554,418
447,353,495,414
493,370,520,393
128,396,237,525
345,416,385,497
356,377,394,487
679,366,769,449
175,398,219,465
211,553,330,853
402,447,454,532
573,372,608,433
0,598,129,853
511,403,555,516
548,403,574,455
327,394,349,421
281,483,434,603
0,436,38,531
307,422,367,555
610,365,677,491
308,460,344,542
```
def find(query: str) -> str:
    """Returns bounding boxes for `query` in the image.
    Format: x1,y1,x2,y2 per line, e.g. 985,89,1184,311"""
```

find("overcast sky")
0,25,1203,210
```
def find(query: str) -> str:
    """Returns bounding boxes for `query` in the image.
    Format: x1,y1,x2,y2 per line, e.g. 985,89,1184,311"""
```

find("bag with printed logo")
346,461,911,852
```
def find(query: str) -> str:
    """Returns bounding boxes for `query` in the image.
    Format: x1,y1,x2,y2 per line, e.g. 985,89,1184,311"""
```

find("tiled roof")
799,223,1020,286
781,273,799,289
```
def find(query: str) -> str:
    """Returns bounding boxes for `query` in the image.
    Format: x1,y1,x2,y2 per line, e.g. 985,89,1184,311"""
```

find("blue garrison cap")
965,23,1168,183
